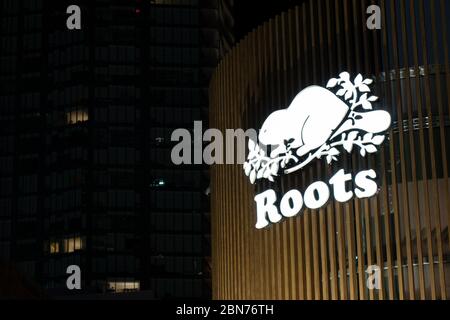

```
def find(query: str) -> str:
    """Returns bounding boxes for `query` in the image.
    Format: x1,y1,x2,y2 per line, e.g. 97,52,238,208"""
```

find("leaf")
363,78,374,85
337,89,346,96
360,148,367,157
344,141,353,153
244,162,251,176
342,82,352,91
327,78,339,88
345,90,353,101
362,101,372,110
365,145,378,153
372,135,385,145
348,131,358,142
360,93,368,102
368,95,378,102
326,155,333,164
268,176,275,182
263,169,271,179
329,148,340,156
257,169,264,179
359,84,371,92
339,72,350,82
355,74,363,86
250,170,256,184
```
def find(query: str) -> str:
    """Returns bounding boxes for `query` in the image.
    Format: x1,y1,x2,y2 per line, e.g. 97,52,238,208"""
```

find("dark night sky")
233,0,305,40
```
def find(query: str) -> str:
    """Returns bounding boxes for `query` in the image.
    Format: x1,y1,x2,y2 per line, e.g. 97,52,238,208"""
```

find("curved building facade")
210,0,450,300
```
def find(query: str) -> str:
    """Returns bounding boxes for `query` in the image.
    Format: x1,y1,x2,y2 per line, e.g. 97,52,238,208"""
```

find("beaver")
259,86,349,157
258,85,392,158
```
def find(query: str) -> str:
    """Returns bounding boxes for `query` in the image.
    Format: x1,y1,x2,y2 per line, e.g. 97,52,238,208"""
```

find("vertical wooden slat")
223,50,230,300
316,0,330,300
231,47,238,299
325,0,339,300
299,2,313,300
228,46,235,299
438,0,450,299
294,5,306,301
307,0,322,300
342,0,359,301
280,10,294,300
429,0,448,300
407,0,436,299
261,22,272,300
438,4,450,289
268,18,283,300
248,33,256,299
222,52,227,300
262,21,275,300
218,57,223,299
276,13,290,300
253,24,265,301
240,41,247,299
333,0,349,300
227,47,234,299
374,0,405,300
248,34,255,299
351,0,369,300
286,9,299,301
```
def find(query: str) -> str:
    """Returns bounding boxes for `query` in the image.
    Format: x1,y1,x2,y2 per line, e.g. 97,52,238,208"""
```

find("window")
50,241,59,254
63,237,83,253
150,178,166,188
67,110,88,124
48,237,84,254
107,280,140,293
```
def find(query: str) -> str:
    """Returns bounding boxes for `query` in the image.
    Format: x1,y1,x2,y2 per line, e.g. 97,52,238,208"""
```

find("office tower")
0,0,234,299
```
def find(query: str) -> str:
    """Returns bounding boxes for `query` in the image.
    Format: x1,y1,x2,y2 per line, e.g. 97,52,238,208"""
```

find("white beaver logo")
244,72,392,184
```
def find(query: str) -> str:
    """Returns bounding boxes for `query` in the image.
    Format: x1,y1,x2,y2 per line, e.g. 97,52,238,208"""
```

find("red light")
135,8,141,14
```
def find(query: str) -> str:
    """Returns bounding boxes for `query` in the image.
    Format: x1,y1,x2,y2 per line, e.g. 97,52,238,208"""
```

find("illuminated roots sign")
243,72,392,229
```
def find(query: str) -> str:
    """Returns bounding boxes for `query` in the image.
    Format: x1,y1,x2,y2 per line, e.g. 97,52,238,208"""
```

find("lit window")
63,237,84,253
74,237,83,251
67,110,88,124
49,241,59,254
150,178,166,188
108,280,140,293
